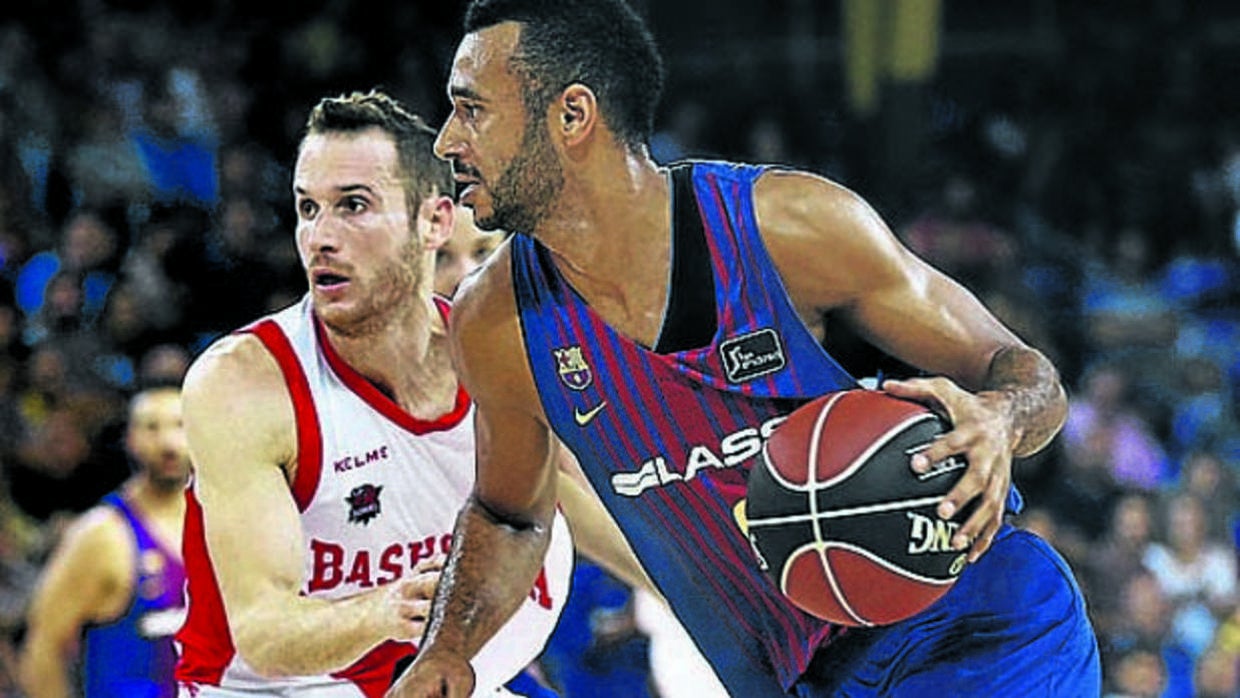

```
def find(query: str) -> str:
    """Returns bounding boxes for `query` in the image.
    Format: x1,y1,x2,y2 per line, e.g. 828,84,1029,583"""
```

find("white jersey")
176,297,572,698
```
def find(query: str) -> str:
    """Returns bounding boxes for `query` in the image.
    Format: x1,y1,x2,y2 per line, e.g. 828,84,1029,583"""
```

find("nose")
300,212,340,255
434,115,462,162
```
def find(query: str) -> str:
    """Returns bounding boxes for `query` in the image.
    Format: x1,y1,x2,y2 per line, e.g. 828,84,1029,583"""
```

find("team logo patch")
346,484,383,525
554,345,593,391
719,328,786,383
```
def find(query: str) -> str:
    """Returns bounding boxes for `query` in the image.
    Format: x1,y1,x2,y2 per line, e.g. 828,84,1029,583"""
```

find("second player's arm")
756,171,1067,560
17,510,131,698
183,335,433,678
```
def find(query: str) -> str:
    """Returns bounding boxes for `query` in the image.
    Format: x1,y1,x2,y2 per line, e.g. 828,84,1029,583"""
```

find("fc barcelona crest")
554,345,593,391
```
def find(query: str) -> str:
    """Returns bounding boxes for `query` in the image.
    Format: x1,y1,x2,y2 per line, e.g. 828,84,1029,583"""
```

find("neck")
535,146,667,269
318,287,459,420
127,475,187,512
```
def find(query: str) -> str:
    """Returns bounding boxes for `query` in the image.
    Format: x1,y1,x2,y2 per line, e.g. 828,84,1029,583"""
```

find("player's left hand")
881,376,1019,563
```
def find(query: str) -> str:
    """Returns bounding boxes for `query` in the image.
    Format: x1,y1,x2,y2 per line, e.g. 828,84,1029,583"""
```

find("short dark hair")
302,90,454,211
464,0,664,150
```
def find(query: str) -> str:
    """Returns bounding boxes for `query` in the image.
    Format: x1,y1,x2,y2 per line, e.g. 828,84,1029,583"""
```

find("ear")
557,83,598,148
421,194,456,251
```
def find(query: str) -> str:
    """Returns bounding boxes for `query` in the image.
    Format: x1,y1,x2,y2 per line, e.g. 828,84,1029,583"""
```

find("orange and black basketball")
745,389,971,627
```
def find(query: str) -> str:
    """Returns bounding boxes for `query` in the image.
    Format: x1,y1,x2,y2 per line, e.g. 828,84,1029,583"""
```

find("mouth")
312,269,351,291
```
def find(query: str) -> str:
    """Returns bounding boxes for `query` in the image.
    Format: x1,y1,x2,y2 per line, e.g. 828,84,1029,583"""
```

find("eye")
457,101,481,121
341,195,368,213
297,198,319,219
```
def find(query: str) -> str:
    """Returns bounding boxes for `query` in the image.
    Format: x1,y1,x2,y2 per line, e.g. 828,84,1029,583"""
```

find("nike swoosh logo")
573,401,608,426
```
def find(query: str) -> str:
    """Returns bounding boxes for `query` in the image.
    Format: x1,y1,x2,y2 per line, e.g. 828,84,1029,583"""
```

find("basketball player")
434,205,502,298
390,1,1102,696
18,383,190,698
174,91,581,697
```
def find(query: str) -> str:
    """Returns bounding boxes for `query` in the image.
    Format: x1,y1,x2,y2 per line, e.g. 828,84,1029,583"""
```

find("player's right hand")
385,556,444,641
386,649,476,698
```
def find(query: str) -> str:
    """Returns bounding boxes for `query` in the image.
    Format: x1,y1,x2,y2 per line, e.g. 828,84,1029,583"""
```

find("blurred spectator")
1143,493,1237,658
901,173,1017,292
1176,450,1238,541
119,203,205,336
9,405,128,522
1078,227,1180,374
136,343,191,388
1103,571,1195,698
177,195,293,337
14,208,121,340
1104,645,1167,698
1083,492,1157,638
434,206,501,299
64,97,151,210
1063,361,1171,492
1168,356,1240,459
1193,645,1239,698
127,68,219,207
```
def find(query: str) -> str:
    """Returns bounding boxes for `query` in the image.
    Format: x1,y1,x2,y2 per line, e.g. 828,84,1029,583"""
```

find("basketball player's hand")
881,377,1018,564
384,557,444,641
386,649,476,698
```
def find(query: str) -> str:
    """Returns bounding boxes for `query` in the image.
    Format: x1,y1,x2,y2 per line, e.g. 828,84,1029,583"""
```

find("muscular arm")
18,510,131,698
184,335,429,678
756,171,1067,559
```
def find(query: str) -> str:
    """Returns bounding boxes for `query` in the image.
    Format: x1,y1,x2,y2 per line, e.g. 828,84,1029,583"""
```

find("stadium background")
0,0,1238,695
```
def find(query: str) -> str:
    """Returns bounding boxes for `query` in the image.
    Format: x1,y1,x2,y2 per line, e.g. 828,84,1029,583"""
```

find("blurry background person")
17,383,189,698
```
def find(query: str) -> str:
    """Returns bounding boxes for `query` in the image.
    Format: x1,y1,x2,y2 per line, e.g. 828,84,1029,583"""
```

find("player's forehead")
448,22,523,100
130,389,182,422
294,129,402,194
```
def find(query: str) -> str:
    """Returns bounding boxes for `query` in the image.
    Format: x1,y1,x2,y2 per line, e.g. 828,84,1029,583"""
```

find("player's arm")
18,509,131,698
389,251,558,698
183,335,436,678
555,448,657,596
755,170,1067,561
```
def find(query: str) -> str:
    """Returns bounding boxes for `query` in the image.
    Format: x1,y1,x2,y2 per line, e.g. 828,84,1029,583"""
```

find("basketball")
744,389,970,627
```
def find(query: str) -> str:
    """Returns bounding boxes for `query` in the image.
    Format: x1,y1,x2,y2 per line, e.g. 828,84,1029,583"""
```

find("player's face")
126,388,191,490
436,23,563,234
294,129,422,337
434,206,501,297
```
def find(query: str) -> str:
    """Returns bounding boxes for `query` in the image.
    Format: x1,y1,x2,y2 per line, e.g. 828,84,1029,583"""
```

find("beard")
476,116,563,234
316,235,422,339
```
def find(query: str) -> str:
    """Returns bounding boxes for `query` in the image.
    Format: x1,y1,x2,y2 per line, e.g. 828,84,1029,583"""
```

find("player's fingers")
412,555,446,574
908,431,969,475
398,598,432,622
396,572,440,600
948,463,1008,559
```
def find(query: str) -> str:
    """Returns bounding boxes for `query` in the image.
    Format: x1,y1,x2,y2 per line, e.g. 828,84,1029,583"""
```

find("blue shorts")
794,525,1101,697
505,669,561,698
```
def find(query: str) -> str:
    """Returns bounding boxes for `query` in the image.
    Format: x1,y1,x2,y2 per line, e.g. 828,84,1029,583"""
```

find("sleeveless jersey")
510,161,1020,694
175,296,572,698
83,492,186,698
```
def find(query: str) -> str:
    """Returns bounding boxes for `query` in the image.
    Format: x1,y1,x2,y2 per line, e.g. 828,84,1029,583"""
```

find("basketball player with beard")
19,383,191,698
389,1,1101,696
174,90,641,697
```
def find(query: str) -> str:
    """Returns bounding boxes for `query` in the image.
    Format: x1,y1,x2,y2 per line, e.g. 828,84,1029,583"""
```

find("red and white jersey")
176,296,572,698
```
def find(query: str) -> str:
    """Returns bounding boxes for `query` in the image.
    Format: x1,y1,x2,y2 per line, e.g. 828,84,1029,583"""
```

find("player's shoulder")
450,235,518,343
54,503,134,573
183,329,294,433
753,168,873,233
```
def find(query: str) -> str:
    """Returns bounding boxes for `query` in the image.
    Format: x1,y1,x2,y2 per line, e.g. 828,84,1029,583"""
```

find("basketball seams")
779,544,869,627
815,411,939,491
824,541,960,587
806,392,842,561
